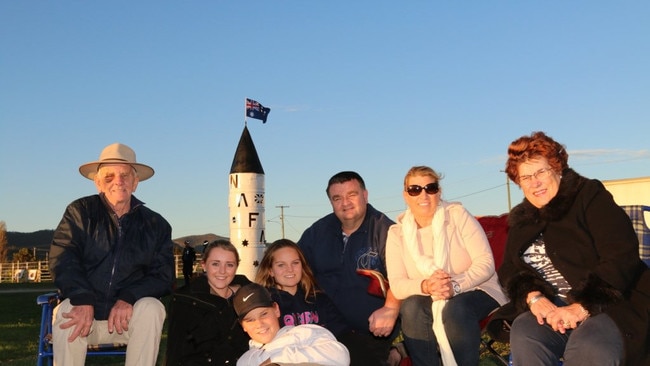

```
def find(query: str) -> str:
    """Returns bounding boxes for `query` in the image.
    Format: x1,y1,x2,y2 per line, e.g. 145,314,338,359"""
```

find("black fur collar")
509,168,586,228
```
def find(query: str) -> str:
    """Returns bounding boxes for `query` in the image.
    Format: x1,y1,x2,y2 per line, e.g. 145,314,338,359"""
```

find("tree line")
0,221,54,262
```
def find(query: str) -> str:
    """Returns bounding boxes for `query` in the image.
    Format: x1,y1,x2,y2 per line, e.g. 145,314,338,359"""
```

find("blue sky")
2,1,649,243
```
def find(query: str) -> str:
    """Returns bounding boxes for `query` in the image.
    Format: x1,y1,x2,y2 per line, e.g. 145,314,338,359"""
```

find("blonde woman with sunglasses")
386,166,507,366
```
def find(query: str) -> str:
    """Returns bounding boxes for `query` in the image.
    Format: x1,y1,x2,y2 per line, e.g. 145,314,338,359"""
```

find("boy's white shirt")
236,324,350,366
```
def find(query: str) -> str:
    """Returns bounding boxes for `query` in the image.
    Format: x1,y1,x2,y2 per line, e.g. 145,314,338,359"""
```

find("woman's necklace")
211,285,233,299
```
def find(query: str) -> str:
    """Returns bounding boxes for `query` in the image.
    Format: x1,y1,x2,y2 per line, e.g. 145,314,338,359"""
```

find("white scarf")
402,202,458,366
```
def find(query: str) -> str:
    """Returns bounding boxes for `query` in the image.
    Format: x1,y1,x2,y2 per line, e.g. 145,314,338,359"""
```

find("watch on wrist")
451,280,461,296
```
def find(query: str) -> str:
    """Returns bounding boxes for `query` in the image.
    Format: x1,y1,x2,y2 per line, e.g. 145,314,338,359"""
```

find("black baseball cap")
233,283,274,320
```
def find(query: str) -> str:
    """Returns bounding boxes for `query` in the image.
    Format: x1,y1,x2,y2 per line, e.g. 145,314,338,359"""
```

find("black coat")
490,169,650,365
165,274,251,366
50,194,175,320
183,246,197,264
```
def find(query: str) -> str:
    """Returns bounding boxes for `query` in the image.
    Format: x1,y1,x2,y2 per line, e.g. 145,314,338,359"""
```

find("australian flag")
245,98,271,123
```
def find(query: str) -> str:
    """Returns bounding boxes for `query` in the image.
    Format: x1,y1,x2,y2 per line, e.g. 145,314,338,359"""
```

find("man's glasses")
405,182,439,196
518,168,553,184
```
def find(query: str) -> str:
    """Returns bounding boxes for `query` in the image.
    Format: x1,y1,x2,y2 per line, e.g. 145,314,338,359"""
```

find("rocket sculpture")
229,125,266,279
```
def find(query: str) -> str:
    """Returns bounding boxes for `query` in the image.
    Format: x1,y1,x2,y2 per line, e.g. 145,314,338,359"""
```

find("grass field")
0,281,509,365
0,282,169,366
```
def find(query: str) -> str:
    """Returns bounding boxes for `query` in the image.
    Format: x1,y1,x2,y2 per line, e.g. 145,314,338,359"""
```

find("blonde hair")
202,240,240,264
403,166,442,190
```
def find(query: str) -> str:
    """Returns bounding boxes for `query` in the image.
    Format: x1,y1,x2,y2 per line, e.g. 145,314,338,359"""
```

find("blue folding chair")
37,292,127,366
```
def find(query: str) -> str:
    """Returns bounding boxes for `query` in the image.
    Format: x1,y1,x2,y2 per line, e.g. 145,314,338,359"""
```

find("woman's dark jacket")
489,169,650,365
269,286,350,337
166,274,251,366
49,194,175,320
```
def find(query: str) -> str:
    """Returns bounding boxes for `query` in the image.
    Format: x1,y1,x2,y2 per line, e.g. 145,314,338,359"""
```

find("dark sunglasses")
406,182,439,196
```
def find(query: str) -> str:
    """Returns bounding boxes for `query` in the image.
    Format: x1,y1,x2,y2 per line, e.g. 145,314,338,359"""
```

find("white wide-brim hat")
79,143,155,181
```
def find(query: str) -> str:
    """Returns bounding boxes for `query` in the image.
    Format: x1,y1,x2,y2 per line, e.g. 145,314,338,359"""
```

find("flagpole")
244,97,248,126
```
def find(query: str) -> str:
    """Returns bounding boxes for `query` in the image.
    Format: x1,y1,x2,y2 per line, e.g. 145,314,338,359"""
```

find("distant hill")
7,230,54,250
172,234,230,252
5,230,229,255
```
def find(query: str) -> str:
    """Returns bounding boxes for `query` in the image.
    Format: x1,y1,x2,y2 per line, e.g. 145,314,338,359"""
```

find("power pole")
501,170,512,212
505,173,512,211
276,205,289,238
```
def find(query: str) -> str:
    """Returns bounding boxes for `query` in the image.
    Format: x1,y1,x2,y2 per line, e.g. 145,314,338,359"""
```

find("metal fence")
0,261,50,283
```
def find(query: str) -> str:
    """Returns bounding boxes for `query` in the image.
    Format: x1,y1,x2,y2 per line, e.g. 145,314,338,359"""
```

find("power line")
448,183,505,200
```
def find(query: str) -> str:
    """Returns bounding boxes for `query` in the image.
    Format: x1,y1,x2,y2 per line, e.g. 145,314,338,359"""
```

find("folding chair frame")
477,214,510,366
36,292,126,366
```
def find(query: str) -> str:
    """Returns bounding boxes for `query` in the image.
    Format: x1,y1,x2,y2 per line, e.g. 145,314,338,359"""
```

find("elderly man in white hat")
49,143,175,366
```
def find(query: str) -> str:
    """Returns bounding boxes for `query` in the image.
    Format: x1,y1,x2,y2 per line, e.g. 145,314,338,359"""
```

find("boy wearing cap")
234,283,350,366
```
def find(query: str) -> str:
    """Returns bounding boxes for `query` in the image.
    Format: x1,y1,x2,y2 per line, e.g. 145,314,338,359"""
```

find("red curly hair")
505,131,569,184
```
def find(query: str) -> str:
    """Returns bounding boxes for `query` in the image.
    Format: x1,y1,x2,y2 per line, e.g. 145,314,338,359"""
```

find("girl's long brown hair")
255,239,320,303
